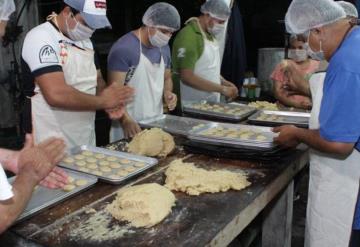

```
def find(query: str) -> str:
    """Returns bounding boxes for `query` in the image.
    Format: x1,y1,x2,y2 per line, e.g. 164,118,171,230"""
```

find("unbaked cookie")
117,170,129,177
88,164,98,170
79,167,90,173
82,151,93,156
76,161,87,167
106,156,118,162
63,184,76,192
100,167,112,173
74,154,85,160
91,170,103,176
75,179,88,186
110,163,122,169
86,157,97,163
99,161,110,166
134,162,146,168
119,158,131,164
124,166,136,172
95,153,106,159
63,157,75,164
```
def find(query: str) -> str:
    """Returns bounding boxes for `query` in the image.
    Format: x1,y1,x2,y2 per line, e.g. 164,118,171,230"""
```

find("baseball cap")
64,0,112,29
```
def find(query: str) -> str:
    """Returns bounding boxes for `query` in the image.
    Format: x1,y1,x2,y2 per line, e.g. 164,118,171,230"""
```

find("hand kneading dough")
165,159,251,196
127,128,175,157
106,183,176,228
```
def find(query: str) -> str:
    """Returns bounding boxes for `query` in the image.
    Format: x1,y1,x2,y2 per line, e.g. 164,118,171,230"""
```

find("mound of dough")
127,128,175,157
165,159,251,196
106,183,176,228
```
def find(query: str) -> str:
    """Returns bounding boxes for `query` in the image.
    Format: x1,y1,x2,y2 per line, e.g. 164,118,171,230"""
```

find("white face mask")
66,14,95,41
148,28,171,48
208,22,225,36
288,49,308,62
304,32,324,61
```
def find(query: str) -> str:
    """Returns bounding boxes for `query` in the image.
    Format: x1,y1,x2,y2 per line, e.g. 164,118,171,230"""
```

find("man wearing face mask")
172,0,238,110
21,0,134,150
107,2,180,140
274,0,360,246
271,35,320,109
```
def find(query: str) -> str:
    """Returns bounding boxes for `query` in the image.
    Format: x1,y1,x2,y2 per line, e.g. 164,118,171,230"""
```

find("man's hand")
106,103,126,120
39,167,68,189
100,83,134,109
273,125,300,148
121,117,141,138
17,137,66,185
164,91,177,111
221,85,238,99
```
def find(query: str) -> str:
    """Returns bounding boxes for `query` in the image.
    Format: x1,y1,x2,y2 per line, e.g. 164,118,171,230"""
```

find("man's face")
63,7,92,30
148,27,173,38
206,14,226,31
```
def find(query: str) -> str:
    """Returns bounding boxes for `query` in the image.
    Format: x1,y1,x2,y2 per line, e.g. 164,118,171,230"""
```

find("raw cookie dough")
127,128,175,157
117,170,129,177
86,158,97,163
165,159,251,196
110,163,122,169
100,167,112,173
106,183,176,228
107,156,118,162
88,164,98,170
82,151,93,156
119,159,131,164
75,179,88,187
91,171,103,176
99,161,110,166
79,167,90,173
63,184,76,192
74,154,85,160
76,161,87,167
63,157,75,164
95,153,106,159
124,166,136,172
134,162,146,168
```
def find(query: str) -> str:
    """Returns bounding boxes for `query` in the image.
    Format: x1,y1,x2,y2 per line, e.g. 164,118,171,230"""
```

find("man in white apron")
273,0,360,246
172,0,238,110
108,3,180,140
21,0,134,150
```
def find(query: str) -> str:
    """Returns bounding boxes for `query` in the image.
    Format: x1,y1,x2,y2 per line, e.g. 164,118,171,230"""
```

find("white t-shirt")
22,21,94,92
0,164,13,201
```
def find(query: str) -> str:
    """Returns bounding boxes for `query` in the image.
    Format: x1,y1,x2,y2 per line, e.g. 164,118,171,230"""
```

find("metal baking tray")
247,110,310,127
187,122,279,150
183,101,257,122
9,169,97,224
59,145,158,185
139,114,211,136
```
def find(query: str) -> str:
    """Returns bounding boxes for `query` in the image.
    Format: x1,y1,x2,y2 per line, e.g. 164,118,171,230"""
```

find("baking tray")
59,145,158,185
247,110,310,128
139,114,211,136
9,168,97,224
187,122,278,150
183,101,257,122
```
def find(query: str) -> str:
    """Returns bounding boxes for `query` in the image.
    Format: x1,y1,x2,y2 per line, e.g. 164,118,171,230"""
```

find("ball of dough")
99,161,110,166
124,166,136,172
95,153,106,159
76,161,87,167
106,156,118,162
110,163,122,169
63,157,75,164
82,151,93,156
74,154,85,160
63,184,76,192
117,170,129,177
134,162,146,168
67,176,75,184
119,159,131,164
75,179,88,187
86,158,97,163
88,164,98,170
91,170,103,176
79,167,90,173
100,167,112,173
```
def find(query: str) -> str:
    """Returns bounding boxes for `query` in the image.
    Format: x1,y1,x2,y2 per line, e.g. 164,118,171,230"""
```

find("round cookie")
79,167,90,173
95,153,106,159
117,170,129,177
63,184,76,192
100,166,112,173
82,151,93,156
88,164,98,170
106,156,118,162
124,166,136,172
76,161,87,167
119,158,131,164
91,170,103,176
74,154,85,160
86,157,97,163
63,157,75,164
110,162,122,169
67,176,75,184
99,161,110,166
134,162,146,168
75,179,88,187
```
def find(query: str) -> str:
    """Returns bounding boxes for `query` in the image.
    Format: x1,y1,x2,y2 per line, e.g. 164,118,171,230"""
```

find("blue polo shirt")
319,27,360,229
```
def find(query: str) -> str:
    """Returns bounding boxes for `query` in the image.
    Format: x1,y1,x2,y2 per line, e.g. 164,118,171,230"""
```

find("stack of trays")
187,122,278,150
248,110,310,128
9,169,97,223
60,146,158,184
183,101,257,122
139,114,210,136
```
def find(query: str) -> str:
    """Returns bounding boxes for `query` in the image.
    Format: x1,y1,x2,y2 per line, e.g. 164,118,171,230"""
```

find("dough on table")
127,128,175,158
110,162,122,169
82,151,93,156
86,157,97,163
100,167,112,173
99,161,110,166
76,161,87,167
75,179,88,187
63,184,76,192
75,154,85,160
106,183,176,228
95,153,106,159
63,157,75,164
165,159,251,196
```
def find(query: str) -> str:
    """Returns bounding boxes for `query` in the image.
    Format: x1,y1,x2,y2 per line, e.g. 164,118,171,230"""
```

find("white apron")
305,72,360,247
32,20,97,150
110,31,165,142
180,18,221,107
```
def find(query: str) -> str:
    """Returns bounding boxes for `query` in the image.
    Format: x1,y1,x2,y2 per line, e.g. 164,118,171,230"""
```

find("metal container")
248,110,310,128
257,48,285,94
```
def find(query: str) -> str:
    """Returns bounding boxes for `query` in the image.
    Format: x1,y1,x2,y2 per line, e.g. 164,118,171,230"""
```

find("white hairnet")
0,0,16,21
337,1,358,18
200,0,231,21
285,0,346,34
142,2,180,31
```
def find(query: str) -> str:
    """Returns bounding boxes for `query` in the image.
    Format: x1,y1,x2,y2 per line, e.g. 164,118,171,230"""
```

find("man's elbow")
0,209,15,233
331,143,355,157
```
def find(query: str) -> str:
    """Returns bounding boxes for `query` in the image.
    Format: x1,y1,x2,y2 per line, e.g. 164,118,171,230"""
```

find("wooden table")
0,141,309,247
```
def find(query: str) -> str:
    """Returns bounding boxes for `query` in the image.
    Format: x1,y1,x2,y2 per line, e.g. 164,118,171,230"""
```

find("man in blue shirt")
274,0,360,246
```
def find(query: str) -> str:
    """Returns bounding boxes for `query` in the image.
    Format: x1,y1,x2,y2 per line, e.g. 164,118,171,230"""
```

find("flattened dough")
63,157,75,164
63,184,76,192
106,183,176,228
127,128,175,157
75,179,88,187
165,159,251,196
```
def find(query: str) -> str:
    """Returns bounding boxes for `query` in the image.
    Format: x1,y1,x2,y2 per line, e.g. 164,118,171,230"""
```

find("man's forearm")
0,149,17,173
295,128,354,156
0,174,36,233
180,70,222,93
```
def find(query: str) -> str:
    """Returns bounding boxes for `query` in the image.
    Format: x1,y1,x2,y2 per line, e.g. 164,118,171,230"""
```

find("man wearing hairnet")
273,0,360,246
172,0,238,110
108,2,180,140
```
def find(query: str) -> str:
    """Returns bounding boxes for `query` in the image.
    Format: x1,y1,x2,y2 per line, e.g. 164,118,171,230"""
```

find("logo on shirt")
94,1,107,9
39,45,58,64
177,48,186,58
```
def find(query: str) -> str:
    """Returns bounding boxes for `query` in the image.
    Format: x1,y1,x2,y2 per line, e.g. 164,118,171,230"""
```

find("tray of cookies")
138,114,211,136
187,122,278,150
9,168,97,223
182,101,257,122
59,145,158,184
247,110,310,127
